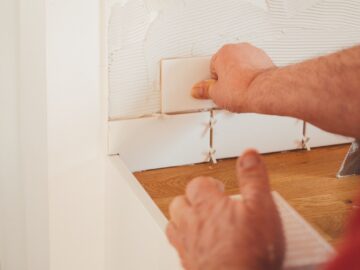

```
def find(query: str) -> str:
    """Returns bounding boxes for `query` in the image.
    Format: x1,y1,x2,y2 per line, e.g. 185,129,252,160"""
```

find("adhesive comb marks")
161,57,215,113
245,0,269,11
109,0,360,118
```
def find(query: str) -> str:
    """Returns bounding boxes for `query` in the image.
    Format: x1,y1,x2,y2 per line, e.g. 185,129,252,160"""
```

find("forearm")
248,46,360,138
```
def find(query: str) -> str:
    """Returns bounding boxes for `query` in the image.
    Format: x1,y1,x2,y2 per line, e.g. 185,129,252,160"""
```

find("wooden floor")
135,145,360,246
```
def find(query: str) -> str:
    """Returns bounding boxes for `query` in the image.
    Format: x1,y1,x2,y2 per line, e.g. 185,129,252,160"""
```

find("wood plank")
135,145,360,246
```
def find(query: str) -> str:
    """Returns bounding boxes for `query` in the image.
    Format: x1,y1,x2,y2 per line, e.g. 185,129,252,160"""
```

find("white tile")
161,57,216,113
213,111,303,159
108,112,211,172
306,123,353,148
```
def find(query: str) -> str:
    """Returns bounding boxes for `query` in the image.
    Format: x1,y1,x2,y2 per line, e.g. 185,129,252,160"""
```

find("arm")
192,43,360,138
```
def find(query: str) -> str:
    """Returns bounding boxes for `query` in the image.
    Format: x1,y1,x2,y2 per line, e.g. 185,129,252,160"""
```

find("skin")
167,150,284,270
167,43,360,269
192,43,360,138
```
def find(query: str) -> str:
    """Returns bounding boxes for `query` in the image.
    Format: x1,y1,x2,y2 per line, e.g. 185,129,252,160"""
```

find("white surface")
306,123,353,148
233,192,334,269
213,111,303,159
274,192,334,269
46,0,106,269
283,0,319,17
106,156,181,270
161,57,215,113
108,0,270,117
246,0,268,11
108,0,360,118
109,112,211,172
0,0,26,269
19,0,50,269
3,0,106,269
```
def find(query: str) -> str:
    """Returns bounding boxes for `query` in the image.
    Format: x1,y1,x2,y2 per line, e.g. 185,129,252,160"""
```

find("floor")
135,144,360,246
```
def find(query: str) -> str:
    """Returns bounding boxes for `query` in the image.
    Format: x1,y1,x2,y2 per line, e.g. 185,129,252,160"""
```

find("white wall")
108,0,360,118
1,0,106,269
46,0,106,269
0,0,27,269
19,0,50,268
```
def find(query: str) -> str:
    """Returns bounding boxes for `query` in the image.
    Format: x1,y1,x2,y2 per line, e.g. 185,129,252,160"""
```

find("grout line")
302,121,311,151
160,59,164,114
109,107,222,121
207,109,217,164
303,121,307,138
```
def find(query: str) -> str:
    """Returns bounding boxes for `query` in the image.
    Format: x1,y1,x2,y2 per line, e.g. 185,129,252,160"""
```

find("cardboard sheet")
232,192,335,270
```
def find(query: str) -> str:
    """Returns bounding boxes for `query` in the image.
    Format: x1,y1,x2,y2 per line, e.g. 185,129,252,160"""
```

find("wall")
1,0,106,269
19,0,50,268
46,0,106,269
0,0,27,269
108,0,360,118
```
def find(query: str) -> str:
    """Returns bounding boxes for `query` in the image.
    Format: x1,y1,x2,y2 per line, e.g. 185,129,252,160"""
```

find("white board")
108,112,211,172
233,192,334,270
306,123,353,148
213,111,303,159
161,57,215,113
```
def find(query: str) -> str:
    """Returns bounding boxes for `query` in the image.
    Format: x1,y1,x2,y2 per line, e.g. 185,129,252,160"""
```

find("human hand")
166,150,285,270
192,43,276,112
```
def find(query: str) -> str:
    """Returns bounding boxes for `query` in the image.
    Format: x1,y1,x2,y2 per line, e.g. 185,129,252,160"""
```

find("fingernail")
240,153,259,169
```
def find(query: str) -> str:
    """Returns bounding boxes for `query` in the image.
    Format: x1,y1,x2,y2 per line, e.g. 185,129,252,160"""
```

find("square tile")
213,111,303,159
161,57,215,113
109,112,211,172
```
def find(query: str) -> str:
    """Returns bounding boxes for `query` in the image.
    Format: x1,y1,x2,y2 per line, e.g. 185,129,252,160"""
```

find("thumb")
236,149,272,208
191,79,217,100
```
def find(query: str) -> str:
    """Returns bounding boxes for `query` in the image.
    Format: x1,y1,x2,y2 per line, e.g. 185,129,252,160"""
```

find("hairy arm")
193,44,360,138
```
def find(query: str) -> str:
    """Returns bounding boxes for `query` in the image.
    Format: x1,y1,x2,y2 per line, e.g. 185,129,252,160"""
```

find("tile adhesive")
108,0,360,118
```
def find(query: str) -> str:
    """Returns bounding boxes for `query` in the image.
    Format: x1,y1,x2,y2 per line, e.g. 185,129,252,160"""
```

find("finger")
191,79,218,100
169,195,191,227
236,150,272,208
185,176,225,207
210,53,218,79
166,223,191,270
166,222,182,250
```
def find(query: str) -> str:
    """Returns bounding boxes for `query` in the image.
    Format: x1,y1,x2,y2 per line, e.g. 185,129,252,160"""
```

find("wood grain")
135,145,360,246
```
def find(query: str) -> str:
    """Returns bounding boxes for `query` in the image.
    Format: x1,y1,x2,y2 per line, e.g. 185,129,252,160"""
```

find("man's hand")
166,150,285,270
191,43,276,112
193,43,360,138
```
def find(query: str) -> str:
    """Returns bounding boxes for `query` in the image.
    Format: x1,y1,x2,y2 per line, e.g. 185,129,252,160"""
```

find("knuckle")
169,196,185,212
241,42,251,47
187,177,210,195
220,44,234,53
187,176,223,194
190,176,216,188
